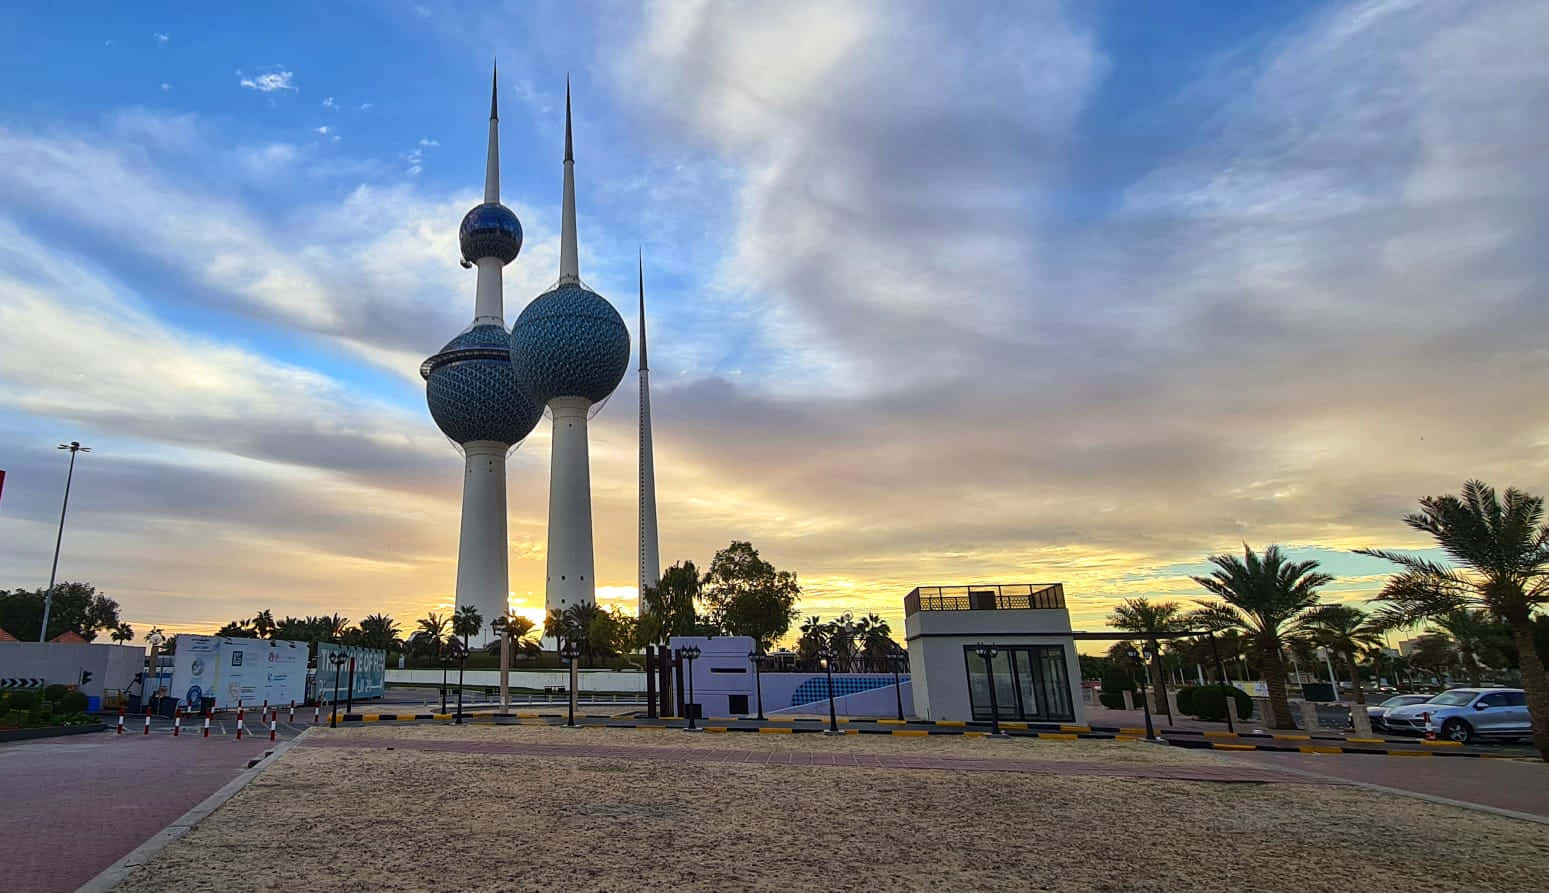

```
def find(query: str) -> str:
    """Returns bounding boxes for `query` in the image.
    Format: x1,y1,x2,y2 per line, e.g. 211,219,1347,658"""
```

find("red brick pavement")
302,735,1328,785
0,729,279,893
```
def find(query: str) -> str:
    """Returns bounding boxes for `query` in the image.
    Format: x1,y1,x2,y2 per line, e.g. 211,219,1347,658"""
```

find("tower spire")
483,62,500,204
559,77,579,284
638,249,648,371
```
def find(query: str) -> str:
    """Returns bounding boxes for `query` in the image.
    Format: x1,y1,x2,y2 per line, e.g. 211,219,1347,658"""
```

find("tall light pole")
679,645,701,732
748,650,766,721
562,640,581,728
1128,645,1155,740
888,645,906,722
819,647,841,735
1316,645,1338,692
39,441,90,641
974,643,1008,738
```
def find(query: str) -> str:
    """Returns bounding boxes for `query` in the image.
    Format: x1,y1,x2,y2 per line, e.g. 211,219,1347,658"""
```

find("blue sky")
1,1,1544,643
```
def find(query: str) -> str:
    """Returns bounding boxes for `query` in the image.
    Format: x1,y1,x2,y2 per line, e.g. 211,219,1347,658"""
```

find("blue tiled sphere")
422,324,542,445
510,283,630,405
459,203,523,265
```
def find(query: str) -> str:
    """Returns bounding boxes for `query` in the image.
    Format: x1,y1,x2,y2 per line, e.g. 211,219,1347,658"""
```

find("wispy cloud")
322,96,338,109
314,125,330,135
417,137,439,147
160,82,171,91
239,69,296,92
359,102,373,111
153,33,169,46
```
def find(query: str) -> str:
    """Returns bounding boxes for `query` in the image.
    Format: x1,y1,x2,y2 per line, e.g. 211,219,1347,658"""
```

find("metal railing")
904,583,1066,616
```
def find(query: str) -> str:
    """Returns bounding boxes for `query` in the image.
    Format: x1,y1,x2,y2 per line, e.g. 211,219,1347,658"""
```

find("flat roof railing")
904,583,1066,617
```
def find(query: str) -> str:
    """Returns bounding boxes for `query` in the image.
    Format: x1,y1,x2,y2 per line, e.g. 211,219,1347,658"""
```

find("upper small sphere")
459,203,523,265
510,283,630,406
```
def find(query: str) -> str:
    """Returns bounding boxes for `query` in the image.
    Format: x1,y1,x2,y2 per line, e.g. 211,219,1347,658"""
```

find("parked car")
1382,688,1531,743
1367,694,1431,732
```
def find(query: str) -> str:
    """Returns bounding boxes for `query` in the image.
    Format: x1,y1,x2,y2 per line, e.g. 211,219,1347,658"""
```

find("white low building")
904,584,1085,725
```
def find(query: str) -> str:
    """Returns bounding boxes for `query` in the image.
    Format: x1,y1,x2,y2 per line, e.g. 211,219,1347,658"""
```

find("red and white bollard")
269,715,277,742
288,701,295,724
143,707,151,736
203,709,211,738
173,708,182,737
116,705,125,735
313,702,320,724
235,705,245,740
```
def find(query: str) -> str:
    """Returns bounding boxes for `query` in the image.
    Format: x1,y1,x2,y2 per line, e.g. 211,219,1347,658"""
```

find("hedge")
1098,692,1129,710
44,684,70,702
57,691,89,714
1176,684,1252,722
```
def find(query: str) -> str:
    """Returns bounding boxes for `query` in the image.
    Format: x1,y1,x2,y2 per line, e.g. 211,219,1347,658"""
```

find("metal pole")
345,657,356,713
892,656,904,722
751,653,765,721
456,655,465,725
1208,633,1234,734
824,657,837,733
645,645,658,720
686,654,697,731
441,658,448,714
39,443,83,641
568,652,578,727
1151,638,1171,720
983,651,1002,736
330,660,342,728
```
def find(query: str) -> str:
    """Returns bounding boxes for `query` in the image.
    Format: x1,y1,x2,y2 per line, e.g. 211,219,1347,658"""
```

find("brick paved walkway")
302,736,1328,784
0,730,278,893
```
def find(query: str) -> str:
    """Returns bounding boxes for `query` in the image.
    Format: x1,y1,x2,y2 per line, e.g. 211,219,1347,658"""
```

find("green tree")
357,613,403,652
215,619,258,638
700,541,801,652
0,582,121,641
452,604,484,650
414,612,449,656
640,561,704,644
110,622,135,643
858,614,898,672
1304,604,1385,704
251,610,276,639
1106,598,1189,717
1190,545,1332,729
1357,480,1549,760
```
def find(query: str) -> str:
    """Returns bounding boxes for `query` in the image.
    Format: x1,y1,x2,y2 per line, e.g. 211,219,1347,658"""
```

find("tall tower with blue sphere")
510,84,630,620
420,67,543,638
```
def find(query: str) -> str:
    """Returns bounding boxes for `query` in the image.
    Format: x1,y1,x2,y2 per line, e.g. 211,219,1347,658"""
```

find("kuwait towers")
637,255,660,614
421,69,543,632
509,85,630,618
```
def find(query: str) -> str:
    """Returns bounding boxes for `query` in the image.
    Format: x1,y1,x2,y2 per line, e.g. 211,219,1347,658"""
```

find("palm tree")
251,610,276,639
1418,609,1495,687
860,614,895,672
110,622,135,643
357,614,402,652
452,604,483,650
1107,598,1189,717
1304,604,1385,704
416,612,449,654
1357,480,1549,760
1190,545,1332,729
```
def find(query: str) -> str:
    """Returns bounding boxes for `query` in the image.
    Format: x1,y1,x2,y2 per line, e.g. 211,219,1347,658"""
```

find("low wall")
385,668,647,692
769,679,913,718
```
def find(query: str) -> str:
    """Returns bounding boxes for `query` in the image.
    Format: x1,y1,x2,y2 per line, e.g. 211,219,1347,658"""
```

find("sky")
1,0,1545,647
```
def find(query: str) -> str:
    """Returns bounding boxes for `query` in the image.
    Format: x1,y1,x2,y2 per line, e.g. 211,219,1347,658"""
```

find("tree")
216,619,258,638
640,561,704,644
415,612,449,655
452,604,484,649
858,614,897,672
1408,633,1459,685
1304,604,1385,704
1416,609,1498,687
1190,545,1332,729
0,582,121,642
1106,598,1189,716
1357,480,1549,760
110,622,135,643
700,541,801,652
251,610,276,639
357,613,403,652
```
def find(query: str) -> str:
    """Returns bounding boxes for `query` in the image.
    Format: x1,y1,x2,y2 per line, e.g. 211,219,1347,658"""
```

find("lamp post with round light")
561,640,581,728
818,647,841,735
888,645,907,722
678,645,702,732
1128,645,1155,740
973,644,1008,737
447,637,468,724
748,650,766,721
438,644,453,715
328,651,349,728
39,441,90,641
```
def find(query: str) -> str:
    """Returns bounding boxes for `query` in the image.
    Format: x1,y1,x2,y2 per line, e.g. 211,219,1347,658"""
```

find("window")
963,645,1074,722
1506,692,1527,706
728,694,749,714
1478,693,1509,708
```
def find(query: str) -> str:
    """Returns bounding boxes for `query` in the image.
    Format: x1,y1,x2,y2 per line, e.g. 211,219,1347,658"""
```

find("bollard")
173,708,182,737
1299,700,1321,732
1228,692,1244,726
117,705,125,735
269,715,277,742
1350,703,1374,738
143,710,151,736
203,709,211,738
289,701,295,724
236,706,245,740
313,703,319,724
1121,690,1135,711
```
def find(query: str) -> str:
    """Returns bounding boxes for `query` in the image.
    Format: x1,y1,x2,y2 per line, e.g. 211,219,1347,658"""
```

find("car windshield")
1428,691,1477,706
1381,695,1426,707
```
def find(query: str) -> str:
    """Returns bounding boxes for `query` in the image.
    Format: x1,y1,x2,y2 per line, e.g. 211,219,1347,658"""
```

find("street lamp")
973,644,1007,738
39,441,90,641
1127,645,1155,740
561,640,581,728
438,644,453,715
447,638,468,725
748,650,766,721
888,645,907,722
678,645,702,732
328,651,349,728
1316,645,1338,691
818,647,841,735
1206,632,1234,734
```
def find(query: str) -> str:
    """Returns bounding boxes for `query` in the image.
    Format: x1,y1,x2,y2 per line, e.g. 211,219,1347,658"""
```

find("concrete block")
1299,700,1320,732
1121,690,1134,710
1350,704,1373,738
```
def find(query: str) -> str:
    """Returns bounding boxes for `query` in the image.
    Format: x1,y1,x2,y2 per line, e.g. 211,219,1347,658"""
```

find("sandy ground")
114,725,1549,893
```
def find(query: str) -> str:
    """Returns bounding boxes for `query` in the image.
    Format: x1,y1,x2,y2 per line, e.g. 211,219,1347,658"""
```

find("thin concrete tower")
421,67,542,637
510,84,630,622
637,254,660,615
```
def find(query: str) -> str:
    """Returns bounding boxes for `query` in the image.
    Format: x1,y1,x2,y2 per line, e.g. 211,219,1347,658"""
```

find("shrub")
1176,686,1197,716
57,691,89,714
1100,667,1135,694
44,684,70,702
1098,692,1129,710
5,691,37,712
1183,684,1253,722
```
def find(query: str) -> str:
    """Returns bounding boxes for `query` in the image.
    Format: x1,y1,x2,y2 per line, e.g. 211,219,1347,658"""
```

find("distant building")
903,584,1084,724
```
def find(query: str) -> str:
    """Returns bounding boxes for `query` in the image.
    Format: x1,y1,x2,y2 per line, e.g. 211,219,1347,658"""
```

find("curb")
77,730,309,892
0,722,107,743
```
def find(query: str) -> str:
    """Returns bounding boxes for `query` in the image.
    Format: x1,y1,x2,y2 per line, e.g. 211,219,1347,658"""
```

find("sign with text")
315,643,386,702
169,636,308,709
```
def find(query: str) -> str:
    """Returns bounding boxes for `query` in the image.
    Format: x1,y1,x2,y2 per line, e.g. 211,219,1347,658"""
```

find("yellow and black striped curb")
1166,737,1521,759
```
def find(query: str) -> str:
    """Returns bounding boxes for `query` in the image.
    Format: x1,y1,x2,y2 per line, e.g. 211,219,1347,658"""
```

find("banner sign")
169,636,308,709
315,643,387,702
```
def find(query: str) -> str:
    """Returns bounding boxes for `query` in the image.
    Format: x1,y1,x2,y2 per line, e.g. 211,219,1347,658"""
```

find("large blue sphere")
422,324,542,445
510,282,630,405
459,203,523,265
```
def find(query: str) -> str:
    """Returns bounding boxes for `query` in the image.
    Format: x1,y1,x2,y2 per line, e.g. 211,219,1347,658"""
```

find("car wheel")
1440,718,1472,744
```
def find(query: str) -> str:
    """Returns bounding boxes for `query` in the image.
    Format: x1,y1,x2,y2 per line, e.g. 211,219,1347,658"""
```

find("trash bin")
86,695,101,713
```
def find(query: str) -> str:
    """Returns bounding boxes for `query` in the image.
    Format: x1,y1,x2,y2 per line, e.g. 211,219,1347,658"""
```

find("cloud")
160,82,171,91
359,103,374,111
154,33,169,46
239,69,296,92
314,125,330,135
322,96,338,109
418,138,439,147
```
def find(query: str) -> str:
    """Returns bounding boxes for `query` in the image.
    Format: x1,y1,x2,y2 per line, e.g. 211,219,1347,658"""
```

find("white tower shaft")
456,441,509,640
637,258,659,615
545,396,596,616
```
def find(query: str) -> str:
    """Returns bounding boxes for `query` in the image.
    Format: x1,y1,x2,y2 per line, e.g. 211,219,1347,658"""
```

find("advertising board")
168,637,308,709
315,643,387,702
